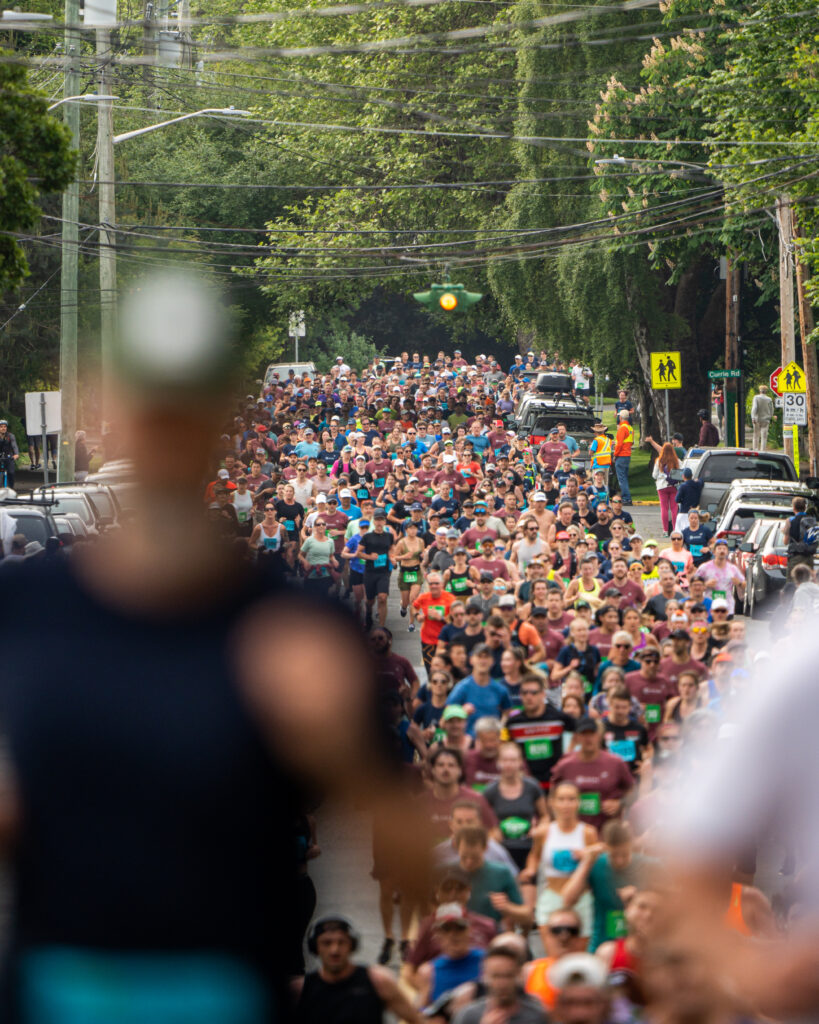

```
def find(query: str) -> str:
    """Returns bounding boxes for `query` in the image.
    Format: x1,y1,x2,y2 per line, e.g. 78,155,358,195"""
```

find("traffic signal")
413,281,483,313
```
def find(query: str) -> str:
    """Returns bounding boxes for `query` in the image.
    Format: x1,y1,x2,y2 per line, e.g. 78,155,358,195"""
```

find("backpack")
790,513,819,555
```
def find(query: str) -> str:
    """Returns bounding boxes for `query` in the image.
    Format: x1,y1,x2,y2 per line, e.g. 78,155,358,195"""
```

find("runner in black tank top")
296,965,384,1024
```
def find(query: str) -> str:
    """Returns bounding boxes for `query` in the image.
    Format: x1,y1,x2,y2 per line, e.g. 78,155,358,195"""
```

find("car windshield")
528,415,593,434
701,454,791,483
51,496,94,525
729,508,791,532
8,513,50,546
86,491,114,518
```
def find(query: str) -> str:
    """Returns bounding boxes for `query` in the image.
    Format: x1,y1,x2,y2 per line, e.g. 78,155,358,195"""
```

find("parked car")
731,517,778,576
713,480,816,546
691,448,798,514
0,496,59,548
35,482,122,530
53,512,91,546
264,361,317,385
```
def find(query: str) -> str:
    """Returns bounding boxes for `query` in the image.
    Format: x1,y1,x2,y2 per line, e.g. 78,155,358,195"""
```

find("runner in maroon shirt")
599,557,645,610
659,629,708,690
421,748,498,842
550,717,633,830
624,648,676,733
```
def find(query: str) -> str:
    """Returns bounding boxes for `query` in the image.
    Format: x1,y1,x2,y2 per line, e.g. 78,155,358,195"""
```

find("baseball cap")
409,502,424,511
471,643,492,658
359,519,370,528
669,628,690,639
556,531,570,541
548,953,609,990
436,526,449,536
443,454,456,463
434,903,469,928
498,595,516,608
442,426,452,434
479,571,494,582
372,508,387,519
575,716,598,734
530,606,549,617
446,528,460,539
442,705,468,721
217,469,230,479
630,533,643,542
532,491,547,502
644,539,659,549
711,598,729,610
339,488,353,498
315,494,328,504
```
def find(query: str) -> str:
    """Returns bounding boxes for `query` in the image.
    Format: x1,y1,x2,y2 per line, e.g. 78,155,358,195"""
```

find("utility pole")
724,255,741,447
777,197,797,461
97,28,116,434
59,0,81,482
794,212,819,476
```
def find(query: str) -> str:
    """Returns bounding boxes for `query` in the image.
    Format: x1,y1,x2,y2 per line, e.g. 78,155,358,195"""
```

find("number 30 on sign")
783,393,807,426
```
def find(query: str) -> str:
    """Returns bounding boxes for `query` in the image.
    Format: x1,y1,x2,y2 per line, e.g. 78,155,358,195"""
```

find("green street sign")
708,369,742,379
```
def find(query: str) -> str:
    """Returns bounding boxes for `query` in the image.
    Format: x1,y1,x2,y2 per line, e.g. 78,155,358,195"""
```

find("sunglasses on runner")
264,506,275,512
549,925,580,937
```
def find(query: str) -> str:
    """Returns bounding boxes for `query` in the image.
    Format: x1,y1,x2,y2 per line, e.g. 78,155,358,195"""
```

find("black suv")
511,394,597,465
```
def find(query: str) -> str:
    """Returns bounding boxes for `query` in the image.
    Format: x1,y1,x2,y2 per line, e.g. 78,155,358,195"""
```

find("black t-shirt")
0,558,310,1018
506,706,575,787
275,500,304,537
589,521,612,547
360,530,393,574
645,589,686,620
601,717,649,775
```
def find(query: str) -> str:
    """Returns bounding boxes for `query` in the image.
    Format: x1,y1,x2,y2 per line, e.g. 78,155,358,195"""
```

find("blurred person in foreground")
661,634,819,1018
0,275,431,1024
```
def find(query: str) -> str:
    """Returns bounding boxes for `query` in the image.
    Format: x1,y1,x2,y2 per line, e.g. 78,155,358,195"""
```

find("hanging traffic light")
413,281,483,313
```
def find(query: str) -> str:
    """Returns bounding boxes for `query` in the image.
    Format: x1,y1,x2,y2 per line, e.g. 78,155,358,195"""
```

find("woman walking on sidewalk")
651,442,679,536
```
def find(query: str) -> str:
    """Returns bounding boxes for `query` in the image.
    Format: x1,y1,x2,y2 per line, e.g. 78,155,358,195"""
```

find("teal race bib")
608,738,636,761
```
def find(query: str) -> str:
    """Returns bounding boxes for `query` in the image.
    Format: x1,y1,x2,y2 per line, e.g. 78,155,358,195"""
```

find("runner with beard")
506,674,576,792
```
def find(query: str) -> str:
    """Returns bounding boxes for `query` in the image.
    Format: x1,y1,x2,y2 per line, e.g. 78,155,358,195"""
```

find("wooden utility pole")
794,212,819,476
59,0,81,482
777,197,797,460
97,27,116,430
724,256,741,446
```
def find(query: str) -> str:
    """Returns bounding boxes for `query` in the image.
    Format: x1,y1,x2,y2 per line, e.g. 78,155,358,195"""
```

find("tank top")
448,570,472,594
574,576,602,610
541,820,586,879
525,957,557,1010
233,490,254,524
723,882,752,936
257,522,283,552
429,949,485,1004
516,536,544,572
296,965,383,1024
610,938,640,975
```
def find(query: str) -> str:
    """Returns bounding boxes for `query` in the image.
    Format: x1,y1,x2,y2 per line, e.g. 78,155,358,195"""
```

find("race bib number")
524,738,552,760
606,910,627,939
551,849,578,873
690,544,702,558
285,520,295,532
645,705,662,724
433,728,446,744
263,536,279,551
237,510,247,523
375,478,385,488
374,554,388,568
579,792,601,816
403,570,419,583
471,782,487,794
712,589,726,601
452,578,469,592
357,488,369,500
608,739,636,762
500,816,531,840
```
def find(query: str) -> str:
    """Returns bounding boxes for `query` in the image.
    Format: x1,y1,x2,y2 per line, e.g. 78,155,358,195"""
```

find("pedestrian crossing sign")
650,351,682,390
776,361,806,393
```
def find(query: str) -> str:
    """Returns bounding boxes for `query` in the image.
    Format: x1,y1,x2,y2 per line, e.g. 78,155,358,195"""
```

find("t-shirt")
482,777,543,848
463,750,501,791
453,995,548,1024
693,560,744,615
681,525,712,564
447,677,512,734
658,546,694,576
659,656,707,691
624,670,676,727
422,785,498,842
360,530,393,574
413,590,457,645
274,499,304,537
601,717,649,775
506,708,576,789
586,851,654,952
556,644,601,690
599,579,645,610
550,751,634,829
462,527,498,550
464,860,523,923
469,557,511,581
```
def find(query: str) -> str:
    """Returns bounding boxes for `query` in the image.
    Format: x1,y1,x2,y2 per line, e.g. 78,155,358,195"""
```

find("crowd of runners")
204,348,817,1024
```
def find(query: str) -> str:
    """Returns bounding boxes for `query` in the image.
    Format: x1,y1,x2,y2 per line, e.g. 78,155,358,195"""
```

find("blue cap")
683,467,693,478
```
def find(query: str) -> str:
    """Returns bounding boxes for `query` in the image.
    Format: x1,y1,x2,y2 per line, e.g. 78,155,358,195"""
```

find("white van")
264,361,317,385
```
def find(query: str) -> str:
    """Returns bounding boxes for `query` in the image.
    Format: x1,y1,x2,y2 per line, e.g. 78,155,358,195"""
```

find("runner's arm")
369,966,426,1023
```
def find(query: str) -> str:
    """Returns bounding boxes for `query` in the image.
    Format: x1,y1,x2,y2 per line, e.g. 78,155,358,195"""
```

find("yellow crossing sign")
650,351,682,390
776,361,806,393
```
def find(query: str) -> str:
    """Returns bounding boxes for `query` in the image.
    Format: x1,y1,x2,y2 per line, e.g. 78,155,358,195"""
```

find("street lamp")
112,107,250,145
47,92,118,111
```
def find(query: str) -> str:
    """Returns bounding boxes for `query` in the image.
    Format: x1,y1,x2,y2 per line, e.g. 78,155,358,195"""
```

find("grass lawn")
601,409,658,504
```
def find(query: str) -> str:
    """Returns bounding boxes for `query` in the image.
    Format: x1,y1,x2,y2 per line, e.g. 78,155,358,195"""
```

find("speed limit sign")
783,392,807,425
